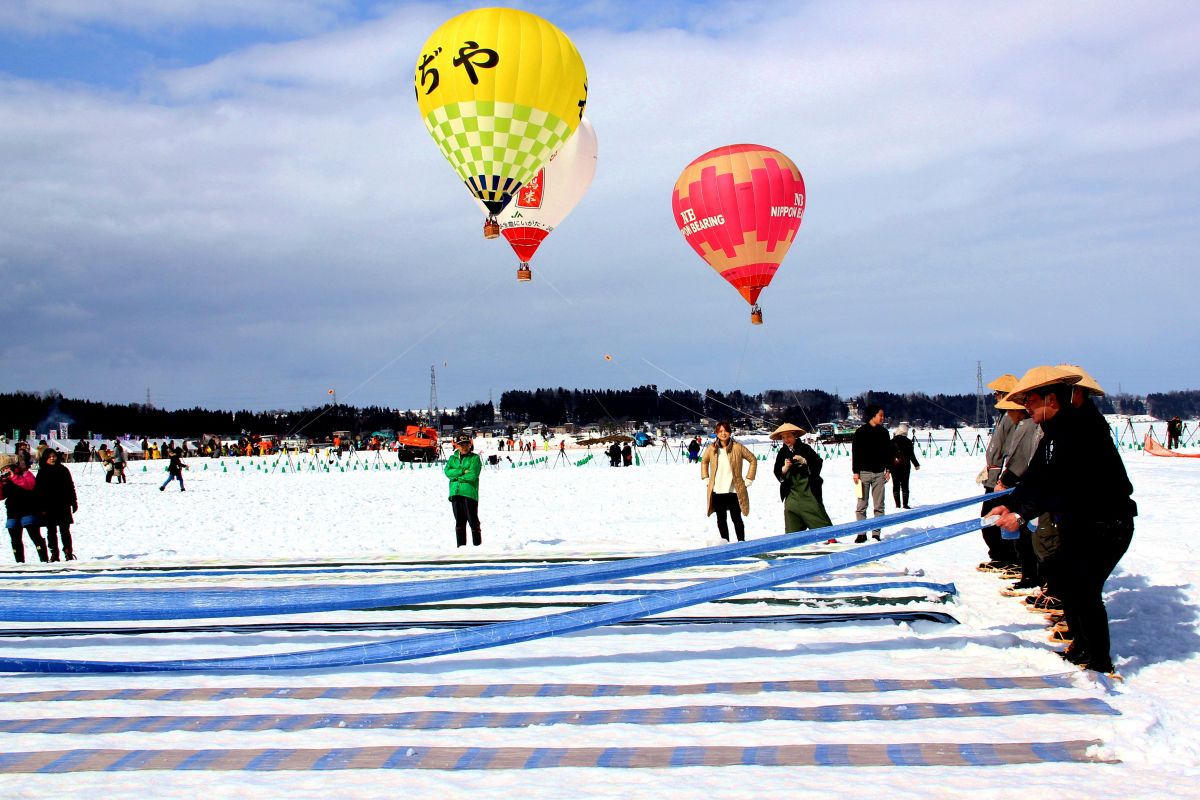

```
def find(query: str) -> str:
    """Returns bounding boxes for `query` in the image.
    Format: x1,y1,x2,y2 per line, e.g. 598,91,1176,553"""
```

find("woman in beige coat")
700,421,757,541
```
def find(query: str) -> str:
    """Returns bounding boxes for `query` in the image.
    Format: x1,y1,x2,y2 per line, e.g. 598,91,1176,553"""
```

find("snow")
1,428,1198,798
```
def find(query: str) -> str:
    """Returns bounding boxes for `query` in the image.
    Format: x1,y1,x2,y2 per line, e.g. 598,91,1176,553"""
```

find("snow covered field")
0,428,1198,798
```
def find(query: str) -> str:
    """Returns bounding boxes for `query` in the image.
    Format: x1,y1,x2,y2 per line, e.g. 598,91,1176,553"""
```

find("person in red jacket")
2,459,49,563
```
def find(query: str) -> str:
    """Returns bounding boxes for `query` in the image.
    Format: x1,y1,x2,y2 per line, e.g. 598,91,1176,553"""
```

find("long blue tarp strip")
0,516,990,673
508,581,957,597
0,492,1003,623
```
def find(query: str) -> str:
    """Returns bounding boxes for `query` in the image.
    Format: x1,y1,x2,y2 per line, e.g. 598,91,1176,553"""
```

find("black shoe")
854,534,868,543
872,533,881,541
903,504,912,509
1012,578,1040,589
160,487,165,491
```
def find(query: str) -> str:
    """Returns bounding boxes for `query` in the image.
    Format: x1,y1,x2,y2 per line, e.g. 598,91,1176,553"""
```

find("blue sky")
2,1,1198,412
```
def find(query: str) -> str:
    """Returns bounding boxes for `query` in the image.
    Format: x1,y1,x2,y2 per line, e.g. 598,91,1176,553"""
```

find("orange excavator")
397,425,439,463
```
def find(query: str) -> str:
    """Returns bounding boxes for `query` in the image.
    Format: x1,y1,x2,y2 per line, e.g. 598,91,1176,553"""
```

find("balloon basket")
483,218,500,239
750,305,763,325
516,264,532,282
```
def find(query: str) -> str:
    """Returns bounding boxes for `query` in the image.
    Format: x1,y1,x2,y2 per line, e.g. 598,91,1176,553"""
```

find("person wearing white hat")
990,367,1135,674
889,423,920,509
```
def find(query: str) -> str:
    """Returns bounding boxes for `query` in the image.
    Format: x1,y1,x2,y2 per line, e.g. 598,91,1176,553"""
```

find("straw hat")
1004,365,1081,405
995,396,1025,411
1054,363,1105,396
986,373,1018,392
769,423,807,440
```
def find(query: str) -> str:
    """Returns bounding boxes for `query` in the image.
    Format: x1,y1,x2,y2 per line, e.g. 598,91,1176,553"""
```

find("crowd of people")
1,446,78,563
982,364,1135,675
0,374,1143,676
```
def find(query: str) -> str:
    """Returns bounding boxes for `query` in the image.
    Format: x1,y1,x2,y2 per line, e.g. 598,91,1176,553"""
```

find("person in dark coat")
2,458,48,563
991,365,1135,675
851,404,892,543
889,423,921,509
1166,416,1183,449
621,442,633,467
34,449,77,561
160,448,188,492
770,423,831,534
687,437,701,463
72,439,91,463
607,442,622,467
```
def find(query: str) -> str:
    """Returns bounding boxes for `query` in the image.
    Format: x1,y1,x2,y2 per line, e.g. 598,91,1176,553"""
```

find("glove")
744,479,753,488
792,455,807,465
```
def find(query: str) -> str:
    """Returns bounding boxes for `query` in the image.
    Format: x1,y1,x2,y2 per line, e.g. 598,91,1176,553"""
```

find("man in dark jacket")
991,366,1135,674
1167,416,1183,449
160,448,188,492
851,404,891,542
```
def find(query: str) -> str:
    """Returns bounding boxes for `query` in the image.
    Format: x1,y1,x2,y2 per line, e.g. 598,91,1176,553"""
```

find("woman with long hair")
34,449,78,561
700,421,757,541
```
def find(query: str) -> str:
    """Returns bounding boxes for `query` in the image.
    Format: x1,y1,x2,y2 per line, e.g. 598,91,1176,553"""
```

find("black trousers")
44,523,74,561
712,493,745,542
980,488,1017,564
1057,518,1134,669
892,469,911,508
8,523,48,564
1014,524,1038,583
450,496,482,547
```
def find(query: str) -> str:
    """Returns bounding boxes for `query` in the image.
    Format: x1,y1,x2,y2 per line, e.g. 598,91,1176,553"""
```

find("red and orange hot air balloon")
671,144,806,324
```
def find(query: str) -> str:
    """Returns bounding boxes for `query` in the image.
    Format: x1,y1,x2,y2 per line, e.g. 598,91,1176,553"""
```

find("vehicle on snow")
815,420,859,443
396,425,439,462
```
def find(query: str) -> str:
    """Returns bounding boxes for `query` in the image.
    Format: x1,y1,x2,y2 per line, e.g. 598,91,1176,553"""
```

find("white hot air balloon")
476,117,598,281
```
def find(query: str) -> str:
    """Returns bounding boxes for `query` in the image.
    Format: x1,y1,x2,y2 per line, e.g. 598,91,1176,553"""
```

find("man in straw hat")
978,373,1020,573
992,392,1042,590
989,365,1136,674
771,423,832,536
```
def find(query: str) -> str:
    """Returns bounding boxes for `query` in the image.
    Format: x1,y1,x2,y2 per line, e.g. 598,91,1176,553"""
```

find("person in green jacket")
770,423,832,535
445,432,483,547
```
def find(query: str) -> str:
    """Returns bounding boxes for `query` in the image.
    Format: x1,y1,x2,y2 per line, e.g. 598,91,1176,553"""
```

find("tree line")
2,386,1178,441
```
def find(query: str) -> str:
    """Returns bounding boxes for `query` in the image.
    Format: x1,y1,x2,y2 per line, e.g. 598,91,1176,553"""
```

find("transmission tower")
429,365,440,428
974,361,987,428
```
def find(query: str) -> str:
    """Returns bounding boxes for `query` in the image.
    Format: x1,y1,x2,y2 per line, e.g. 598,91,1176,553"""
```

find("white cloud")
0,0,356,35
2,0,1198,407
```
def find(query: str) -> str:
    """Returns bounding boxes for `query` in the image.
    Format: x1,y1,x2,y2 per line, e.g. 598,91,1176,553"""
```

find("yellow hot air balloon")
415,8,588,237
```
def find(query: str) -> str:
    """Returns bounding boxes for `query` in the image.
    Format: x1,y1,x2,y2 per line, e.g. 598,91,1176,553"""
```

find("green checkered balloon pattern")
423,100,573,209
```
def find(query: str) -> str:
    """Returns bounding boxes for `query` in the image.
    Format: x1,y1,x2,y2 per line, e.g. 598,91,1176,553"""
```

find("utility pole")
429,365,440,429
145,387,152,408
975,361,986,428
